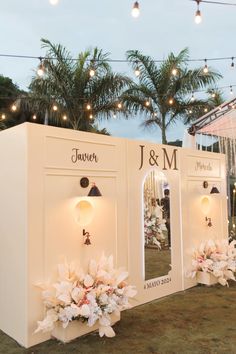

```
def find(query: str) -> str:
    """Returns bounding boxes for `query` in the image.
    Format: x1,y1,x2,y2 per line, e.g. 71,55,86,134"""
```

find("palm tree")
28,39,131,132
123,48,222,144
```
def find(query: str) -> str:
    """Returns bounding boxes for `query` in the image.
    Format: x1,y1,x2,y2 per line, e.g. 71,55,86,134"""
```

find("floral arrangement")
35,255,137,337
187,239,236,286
144,204,166,248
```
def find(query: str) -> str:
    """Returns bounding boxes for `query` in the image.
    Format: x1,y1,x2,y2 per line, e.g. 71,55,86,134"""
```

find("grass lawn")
1,282,236,354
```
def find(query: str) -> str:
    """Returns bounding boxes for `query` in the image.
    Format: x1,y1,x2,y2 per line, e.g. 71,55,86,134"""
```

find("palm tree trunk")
161,114,167,144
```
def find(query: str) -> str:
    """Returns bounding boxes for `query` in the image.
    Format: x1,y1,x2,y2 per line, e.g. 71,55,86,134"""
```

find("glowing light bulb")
32,114,37,120
154,112,157,117
37,58,45,77
49,0,59,5
203,60,208,74
113,113,116,118
168,98,174,105
132,1,140,18
11,104,17,112
52,105,58,111
195,9,202,24
135,68,140,77
233,224,236,229
86,104,91,110
117,103,122,109
211,92,216,98
230,86,233,95
89,114,93,119
172,68,177,76
145,100,150,107
204,108,208,113
62,115,67,121
191,93,195,102
89,69,95,77
1,113,6,119
189,110,192,114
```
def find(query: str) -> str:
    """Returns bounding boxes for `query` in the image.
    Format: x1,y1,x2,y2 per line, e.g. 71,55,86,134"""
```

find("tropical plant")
122,48,222,144
28,39,131,132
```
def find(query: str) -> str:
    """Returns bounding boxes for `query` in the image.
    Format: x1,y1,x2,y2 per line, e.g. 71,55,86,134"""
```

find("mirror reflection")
143,170,171,280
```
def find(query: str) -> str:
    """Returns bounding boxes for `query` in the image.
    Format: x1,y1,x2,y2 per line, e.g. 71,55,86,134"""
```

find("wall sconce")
80,177,102,197
79,177,102,245
83,229,91,245
205,217,213,227
203,181,220,194
201,196,212,227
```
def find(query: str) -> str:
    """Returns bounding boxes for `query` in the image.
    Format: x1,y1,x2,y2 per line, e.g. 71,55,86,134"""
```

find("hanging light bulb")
134,61,140,76
211,92,216,98
172,68,178,76
52,104,58,111
231,57,235,69
189,110,193,114
154,112,158,117
190,92,195,102
203,59,208,74
49,0,59,5
37,57,45,77
230,86,233,95
195,0,202,24
168,98,174,105
145,100,150,107
32,114,37,120
89,114,93,119
11,104,17,112
131,1,140,18
62,115,67,121
113,113,116,118
86,103,91,110
89,61,95,78
1,113,6,119
204,107,208,113
117,102,122,109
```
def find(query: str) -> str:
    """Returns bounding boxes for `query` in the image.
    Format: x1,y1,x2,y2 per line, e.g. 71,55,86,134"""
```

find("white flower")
84,274,94,288
80,304,90,318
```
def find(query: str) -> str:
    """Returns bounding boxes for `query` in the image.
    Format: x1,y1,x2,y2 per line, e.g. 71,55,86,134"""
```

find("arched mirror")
143,170,171,280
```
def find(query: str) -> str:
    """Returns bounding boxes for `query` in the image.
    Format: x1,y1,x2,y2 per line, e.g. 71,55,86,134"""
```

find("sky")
1,0,236,143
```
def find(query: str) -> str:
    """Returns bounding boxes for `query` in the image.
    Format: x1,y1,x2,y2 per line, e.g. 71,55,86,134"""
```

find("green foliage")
28,39,131,133
123,48,222,144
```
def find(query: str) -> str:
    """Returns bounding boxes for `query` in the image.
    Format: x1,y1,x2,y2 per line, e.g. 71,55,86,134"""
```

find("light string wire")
0,52,236,64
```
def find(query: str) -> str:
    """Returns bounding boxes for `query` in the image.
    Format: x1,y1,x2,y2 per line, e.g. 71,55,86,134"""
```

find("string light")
145,100,150,107
89,114,93,119
52,104,58,111
1,113,6,119
203,59,208,74
11,104,17,112
230,85,233,95
168,98,174,105
113,113,116,118
134,61,140,76
190,92,195,102
211,92,216,98
195,0,202,24
37,57,45,77
231,57,235,69
62,115,67,120
86,104,91,110
189,110,193,114
171,68,178,76
204,108,208,113
131,1,140,18
117,102,122,109
32,114,37,120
